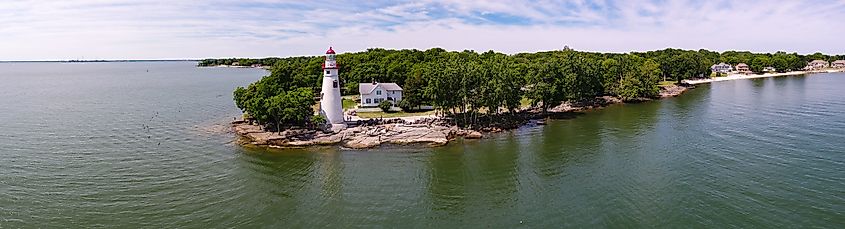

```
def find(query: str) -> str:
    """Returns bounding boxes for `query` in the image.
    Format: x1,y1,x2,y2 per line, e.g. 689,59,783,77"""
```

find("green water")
1,62,843,228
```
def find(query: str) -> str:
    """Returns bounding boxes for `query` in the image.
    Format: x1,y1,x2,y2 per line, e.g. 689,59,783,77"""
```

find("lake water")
1,62,843,228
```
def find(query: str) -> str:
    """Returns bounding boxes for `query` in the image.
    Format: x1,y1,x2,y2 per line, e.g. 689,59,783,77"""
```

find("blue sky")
1,0,844,60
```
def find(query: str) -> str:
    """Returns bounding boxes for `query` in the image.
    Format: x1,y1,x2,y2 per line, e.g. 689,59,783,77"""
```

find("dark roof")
326,47,335,54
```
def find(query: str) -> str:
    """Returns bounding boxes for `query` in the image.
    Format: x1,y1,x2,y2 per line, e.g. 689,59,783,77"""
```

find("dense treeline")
232,60,324,132
222,48,842,129
198,57,281,67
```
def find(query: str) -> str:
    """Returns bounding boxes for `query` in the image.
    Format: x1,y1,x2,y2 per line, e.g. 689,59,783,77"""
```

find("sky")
1,0,844,60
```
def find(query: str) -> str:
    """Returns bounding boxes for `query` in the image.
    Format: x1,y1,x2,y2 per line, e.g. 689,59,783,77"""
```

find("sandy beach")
684,69,844,85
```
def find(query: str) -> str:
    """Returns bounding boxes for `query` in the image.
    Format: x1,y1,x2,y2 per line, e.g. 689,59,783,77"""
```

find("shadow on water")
546,111,584,120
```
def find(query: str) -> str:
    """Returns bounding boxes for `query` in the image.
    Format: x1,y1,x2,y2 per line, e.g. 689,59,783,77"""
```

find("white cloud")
0,0,842,60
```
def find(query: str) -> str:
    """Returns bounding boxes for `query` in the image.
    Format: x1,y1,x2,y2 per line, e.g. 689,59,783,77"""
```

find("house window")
376,90,381,95
366,98,371,104
326,70,330,74
332,80,338,88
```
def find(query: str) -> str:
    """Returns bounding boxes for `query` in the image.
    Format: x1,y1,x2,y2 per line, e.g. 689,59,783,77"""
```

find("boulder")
465,131,483,139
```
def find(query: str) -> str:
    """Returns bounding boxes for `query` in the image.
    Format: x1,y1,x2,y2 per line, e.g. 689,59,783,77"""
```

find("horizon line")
3,47,843,62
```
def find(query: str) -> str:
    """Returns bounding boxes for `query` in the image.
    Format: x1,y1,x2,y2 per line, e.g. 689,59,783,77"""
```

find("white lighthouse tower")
320,47,344,126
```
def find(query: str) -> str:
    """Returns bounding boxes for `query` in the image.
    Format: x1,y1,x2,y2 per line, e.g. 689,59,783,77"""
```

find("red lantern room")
323,46,338,69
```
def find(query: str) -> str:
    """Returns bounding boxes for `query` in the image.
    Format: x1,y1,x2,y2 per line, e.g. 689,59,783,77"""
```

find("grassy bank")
356,110,436,118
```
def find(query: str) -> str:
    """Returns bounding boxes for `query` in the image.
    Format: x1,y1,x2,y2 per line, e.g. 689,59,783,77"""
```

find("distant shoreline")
0,60,198,63
199,64,271,70
685,69,845,85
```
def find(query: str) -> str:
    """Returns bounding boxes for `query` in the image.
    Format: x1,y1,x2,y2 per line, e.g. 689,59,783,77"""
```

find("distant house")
763,66,776,72
231,62,240,66
359,82,403,108
832,60,845,68
806,60,829,70
735,63,751,73
710,62,733,73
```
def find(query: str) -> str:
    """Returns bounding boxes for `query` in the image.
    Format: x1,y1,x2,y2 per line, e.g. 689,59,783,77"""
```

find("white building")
319,47,344,125
358,82,403,108
735,63,751,73
763,66,776,72
710,62,733,73
832,60,845,68
806,60,830,70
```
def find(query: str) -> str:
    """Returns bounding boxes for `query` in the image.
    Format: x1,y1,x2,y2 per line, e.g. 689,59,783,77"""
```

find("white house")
806,60,830,70
735,63,751,73
710,62,733,73
763,66,776,72
832,60,845,68
359,82,403,108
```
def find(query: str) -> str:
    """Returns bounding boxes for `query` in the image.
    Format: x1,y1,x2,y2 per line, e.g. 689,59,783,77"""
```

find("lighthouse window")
332,80,338,88
326,70,330,74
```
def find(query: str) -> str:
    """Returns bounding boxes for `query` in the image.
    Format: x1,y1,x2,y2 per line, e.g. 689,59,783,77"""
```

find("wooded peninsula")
201,48,844,134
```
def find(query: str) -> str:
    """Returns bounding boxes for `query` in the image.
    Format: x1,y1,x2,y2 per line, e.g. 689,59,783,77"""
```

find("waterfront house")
833,60,845,68
735,63,751,73
359,82,403,108
710,63,733,73
807,60,829,70
763,66,776,72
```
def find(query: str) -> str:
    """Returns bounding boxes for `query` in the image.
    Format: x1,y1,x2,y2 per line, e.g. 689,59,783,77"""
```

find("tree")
378,100,393,112
225,47,833,129
526,61,561,114
601,57,622,95
231,62,316,131
670,52,704,83
400,64,431,111
617,55,661,100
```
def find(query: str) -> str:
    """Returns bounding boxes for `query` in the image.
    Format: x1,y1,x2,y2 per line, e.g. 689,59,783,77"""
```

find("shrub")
398,99,413,112
310,115,326,126
378,100,393,112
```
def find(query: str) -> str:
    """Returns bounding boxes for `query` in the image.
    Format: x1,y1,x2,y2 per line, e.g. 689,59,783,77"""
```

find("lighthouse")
320,47,344,126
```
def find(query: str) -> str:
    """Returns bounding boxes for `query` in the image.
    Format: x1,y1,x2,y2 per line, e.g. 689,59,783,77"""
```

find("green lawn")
341,96,358,110
341,98,358,110
356,110,436,118
711,72,729,77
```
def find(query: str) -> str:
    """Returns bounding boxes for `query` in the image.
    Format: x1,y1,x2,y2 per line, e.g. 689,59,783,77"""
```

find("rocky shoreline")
233,121,482,149
233,84,692,149
659,83,691,98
